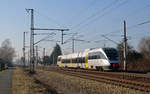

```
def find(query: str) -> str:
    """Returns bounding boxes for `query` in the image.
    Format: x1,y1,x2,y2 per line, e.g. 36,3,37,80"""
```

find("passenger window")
83,57,85,63
97,55,100,59
100,52,107,59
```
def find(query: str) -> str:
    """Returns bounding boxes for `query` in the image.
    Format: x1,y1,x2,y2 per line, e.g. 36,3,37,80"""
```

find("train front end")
103,48,120,70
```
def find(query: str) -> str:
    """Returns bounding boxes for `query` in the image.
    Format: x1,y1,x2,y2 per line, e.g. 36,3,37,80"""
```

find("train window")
77,58,79,63
62,59,64,63
80,57,82,63
75,58,77,63
72,58,75,63
77,57,81,63
97,55,100,59
103,48,119,60
100,52,107,59
81,57,83,63
93,55,97,59
88,56,92,59
58,57,61,61
63,59,66,63
82,57,85,63
67,59,70,63
66,59,69,63
88,53,104,60
63,59,65,63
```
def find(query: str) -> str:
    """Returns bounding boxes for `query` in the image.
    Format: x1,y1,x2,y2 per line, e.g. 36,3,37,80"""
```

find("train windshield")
103,48,119,60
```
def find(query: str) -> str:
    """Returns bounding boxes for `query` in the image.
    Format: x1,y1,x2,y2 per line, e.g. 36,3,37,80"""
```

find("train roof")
102,47,117,50
58,47,117,57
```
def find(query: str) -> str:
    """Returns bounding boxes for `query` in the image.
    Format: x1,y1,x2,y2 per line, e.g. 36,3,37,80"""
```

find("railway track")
60,68,150,83
37,67,150,92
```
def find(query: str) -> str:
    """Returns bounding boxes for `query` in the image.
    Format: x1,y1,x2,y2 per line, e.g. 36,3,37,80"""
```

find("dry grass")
0,70,4,74
37,69,150,94
12,68,49,94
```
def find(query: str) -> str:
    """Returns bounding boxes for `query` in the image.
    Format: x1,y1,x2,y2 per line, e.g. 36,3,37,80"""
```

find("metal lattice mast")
26,9,35,72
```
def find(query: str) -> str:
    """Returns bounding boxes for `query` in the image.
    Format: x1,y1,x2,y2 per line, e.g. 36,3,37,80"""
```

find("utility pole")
43,48,45,65
123,20,127,71
71,37,90,53
26,9,35,72
28,50,30,67
35,46,38,66
26,9,69,71
43,48,45,58
53,54,54,65
22,32,26,67
61,30,64,44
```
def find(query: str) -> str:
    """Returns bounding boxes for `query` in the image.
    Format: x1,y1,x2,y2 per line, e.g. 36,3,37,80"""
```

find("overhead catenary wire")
64,0,128,46
70,1,150,49
97,19,150,38
100,3,150,36
75,0,150,42
71,0,150,51
69,0,129,42
68,0,99,26
124,4,150,19
88,19,150,47
64,0,124,44
34,10,68,29
74,0,129,34
71,0,121,30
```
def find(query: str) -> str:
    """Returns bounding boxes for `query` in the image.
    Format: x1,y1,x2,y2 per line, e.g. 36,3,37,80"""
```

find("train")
57,47,120,71
0,62,8,71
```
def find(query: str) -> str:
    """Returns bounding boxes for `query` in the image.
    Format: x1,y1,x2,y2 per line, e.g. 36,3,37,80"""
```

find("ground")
0,69,13,94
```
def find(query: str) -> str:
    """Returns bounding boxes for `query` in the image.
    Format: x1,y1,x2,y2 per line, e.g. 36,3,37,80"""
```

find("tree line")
117,37,150,72
0,39,15,70
42,43,62,65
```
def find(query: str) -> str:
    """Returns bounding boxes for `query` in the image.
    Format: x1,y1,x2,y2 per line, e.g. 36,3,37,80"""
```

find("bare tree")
139,37,150,59
138,37,150,72
0,39,15,66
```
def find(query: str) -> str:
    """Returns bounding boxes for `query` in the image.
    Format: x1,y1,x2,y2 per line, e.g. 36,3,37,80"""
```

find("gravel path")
0,69,13,94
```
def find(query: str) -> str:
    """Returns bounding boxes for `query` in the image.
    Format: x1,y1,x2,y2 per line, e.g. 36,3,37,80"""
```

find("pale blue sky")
0,0,150,57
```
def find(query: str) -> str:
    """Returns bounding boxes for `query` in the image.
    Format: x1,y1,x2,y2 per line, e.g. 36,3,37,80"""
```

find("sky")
0,0,150,59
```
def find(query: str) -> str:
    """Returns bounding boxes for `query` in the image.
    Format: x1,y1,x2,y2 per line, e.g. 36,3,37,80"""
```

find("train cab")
103,48,120,70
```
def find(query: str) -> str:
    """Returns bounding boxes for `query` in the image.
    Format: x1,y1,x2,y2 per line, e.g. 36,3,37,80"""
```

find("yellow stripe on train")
70,56,72,67
85,53,88,68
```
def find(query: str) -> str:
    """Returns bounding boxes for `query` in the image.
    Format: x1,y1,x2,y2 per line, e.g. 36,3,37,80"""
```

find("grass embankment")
37,69,150,94
12,68,50,94
0,70,4,74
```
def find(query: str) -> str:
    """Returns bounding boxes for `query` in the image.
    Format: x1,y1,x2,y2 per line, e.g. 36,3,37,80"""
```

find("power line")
64,0,124,44
99,19,150,37
69,0,99,26
124,4,150,19
138,20,150,25
34,10,67,28
68,0,128,43
74,0,129,34
78,19,150,50
77,1,149,37
73,0,150,42
71,0,120,30
64,0,128,45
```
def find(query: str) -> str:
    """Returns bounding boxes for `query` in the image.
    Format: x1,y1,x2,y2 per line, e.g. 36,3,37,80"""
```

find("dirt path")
0,69,13,94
